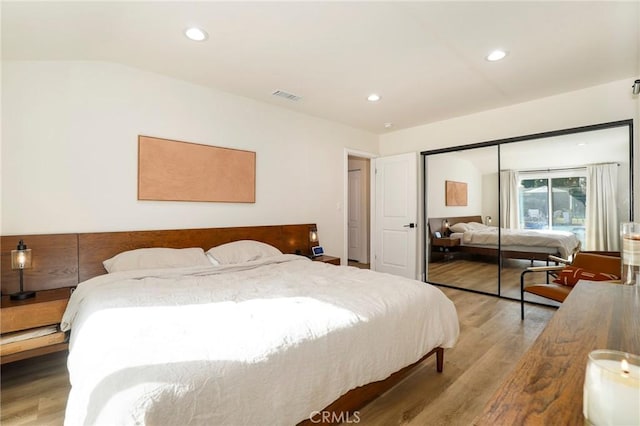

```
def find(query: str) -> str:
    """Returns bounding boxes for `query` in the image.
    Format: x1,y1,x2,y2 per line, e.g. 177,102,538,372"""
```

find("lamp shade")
310,229,318,243
11,240,32,270
442,219,450,235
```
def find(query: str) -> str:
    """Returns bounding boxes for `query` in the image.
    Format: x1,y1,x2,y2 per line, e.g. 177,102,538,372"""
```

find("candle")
583,350,640,425
621,222,640,285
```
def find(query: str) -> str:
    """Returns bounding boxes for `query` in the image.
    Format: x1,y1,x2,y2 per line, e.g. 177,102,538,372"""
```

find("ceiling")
2,1,639,134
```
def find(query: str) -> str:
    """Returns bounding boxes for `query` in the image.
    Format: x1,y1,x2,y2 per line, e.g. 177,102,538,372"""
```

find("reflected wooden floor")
428,255,561,307
1,287,554,426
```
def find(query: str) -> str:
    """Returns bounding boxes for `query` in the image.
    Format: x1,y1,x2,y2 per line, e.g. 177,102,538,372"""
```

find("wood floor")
348,260,370,269
1,350,69,425
0,287,555,426
355,287,554,425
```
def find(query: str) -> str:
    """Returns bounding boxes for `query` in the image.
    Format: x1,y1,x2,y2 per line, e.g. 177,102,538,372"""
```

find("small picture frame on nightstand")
434,231,442,238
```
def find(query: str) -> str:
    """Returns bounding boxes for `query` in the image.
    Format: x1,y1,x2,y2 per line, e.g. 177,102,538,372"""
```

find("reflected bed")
429,216,581,262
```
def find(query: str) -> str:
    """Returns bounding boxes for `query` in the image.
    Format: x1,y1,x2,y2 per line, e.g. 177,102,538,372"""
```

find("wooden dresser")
474,281,640,425
1,287,71,364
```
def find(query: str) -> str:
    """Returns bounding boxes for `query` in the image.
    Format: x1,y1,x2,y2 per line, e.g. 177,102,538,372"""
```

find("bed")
8,224,458,425
428,215,581,262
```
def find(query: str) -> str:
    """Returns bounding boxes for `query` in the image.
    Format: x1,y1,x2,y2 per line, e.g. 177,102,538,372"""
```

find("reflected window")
518,170,587,246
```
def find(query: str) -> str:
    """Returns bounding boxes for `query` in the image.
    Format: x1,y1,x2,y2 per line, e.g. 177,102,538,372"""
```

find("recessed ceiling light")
577,142,587,146
367,94,381,102
486,50,507,61
185,27,208,42
384,122,393,129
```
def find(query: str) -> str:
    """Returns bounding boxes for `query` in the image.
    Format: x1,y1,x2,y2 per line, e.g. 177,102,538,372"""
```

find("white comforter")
61,255,459,426
462,227,580,258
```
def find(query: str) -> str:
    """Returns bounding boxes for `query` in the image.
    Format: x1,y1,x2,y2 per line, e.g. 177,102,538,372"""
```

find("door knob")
403,223,416,228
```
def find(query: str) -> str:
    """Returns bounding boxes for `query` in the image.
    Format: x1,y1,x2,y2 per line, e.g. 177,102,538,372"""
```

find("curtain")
500,170,519,229
586,163,618,251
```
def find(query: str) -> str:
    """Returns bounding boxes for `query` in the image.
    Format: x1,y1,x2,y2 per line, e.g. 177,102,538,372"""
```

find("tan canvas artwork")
445,180,467,206
138,136,256,203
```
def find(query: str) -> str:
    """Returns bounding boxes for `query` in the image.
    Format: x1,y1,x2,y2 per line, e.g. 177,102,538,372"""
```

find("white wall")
380,78,639,218
1,61,379,257
482,173,499,225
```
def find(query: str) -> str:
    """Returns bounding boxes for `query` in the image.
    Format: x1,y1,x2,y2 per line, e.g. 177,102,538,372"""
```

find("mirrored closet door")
423,120,634,305
424,145,499,295
500,124,633,304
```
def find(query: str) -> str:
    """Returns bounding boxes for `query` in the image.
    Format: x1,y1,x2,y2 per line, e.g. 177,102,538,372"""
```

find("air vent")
272,90,302,101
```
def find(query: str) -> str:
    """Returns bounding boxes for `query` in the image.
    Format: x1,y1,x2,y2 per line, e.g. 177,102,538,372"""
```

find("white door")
348,169,363,262
373,153,418,279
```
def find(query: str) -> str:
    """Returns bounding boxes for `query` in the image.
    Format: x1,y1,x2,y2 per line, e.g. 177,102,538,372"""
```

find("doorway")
348,156,370,268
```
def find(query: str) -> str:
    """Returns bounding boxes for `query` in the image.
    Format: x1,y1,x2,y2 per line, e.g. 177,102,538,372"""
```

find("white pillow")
466,222,489,230
103,247,212,273
206,253,220,266
206,240,282,265
449,222,469,233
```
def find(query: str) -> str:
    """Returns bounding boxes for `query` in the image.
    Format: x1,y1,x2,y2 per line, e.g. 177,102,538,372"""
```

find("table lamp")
10,239,35,300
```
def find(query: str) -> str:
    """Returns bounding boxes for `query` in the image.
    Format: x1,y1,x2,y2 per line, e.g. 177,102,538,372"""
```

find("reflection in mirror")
425,146,499,295
423,121,632,306
500,125,632,303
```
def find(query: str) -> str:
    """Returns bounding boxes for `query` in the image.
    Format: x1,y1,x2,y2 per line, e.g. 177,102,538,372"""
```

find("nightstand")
432,237,460,248
431,237,460,261
1,287,71,364
312,255,341,265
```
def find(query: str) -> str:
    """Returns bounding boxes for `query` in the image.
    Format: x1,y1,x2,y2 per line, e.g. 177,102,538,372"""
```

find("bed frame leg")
436,347,444,373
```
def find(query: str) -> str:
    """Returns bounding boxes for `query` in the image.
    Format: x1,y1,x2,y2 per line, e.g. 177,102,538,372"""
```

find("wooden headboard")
1,224,318,294
427,215,483,237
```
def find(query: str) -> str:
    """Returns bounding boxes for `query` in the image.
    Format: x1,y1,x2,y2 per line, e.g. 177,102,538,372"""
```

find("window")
519,170,587,246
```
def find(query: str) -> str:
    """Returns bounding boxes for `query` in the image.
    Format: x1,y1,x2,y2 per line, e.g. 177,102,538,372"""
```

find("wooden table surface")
1,287,71,309
474,281,640,425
